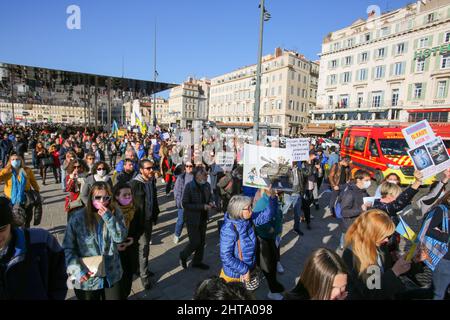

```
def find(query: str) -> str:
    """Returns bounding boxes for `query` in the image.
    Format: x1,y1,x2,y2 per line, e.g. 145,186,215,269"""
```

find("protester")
84,152,96,175
130,159,160,290
115,158,138,185
328,155,351,216
219,195,274,286
193,276,254,300
180,166,214,270
374,173,401,199
63,182,127,300
343,209,428,299
0,153,40,228
65,159,89,220
113,182,139,300
0,133,13,168
0,196,67,300
285,248,348,300
173,161,194,244
80,161,113,204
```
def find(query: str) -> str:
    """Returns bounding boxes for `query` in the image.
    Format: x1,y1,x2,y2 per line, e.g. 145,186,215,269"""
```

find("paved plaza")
0,154,437,300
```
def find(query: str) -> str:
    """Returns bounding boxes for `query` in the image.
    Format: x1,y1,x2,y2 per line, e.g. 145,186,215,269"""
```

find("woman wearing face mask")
65,159,89,220
80,161,113,205
113,182,139,300
63,182,127,300
0,153,40,228
343,209,428,300
374,173,401,199
285,248,348,300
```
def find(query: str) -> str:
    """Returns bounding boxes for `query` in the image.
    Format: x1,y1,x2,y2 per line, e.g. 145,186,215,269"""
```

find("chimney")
275,47,282,57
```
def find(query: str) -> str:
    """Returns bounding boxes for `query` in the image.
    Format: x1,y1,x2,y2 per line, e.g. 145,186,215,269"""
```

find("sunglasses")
73,165,81,169
185,165,193,168
93,196,111,202
97,168,105,171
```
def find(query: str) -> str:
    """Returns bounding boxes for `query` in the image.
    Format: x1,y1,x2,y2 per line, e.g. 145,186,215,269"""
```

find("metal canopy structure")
0,62,177,128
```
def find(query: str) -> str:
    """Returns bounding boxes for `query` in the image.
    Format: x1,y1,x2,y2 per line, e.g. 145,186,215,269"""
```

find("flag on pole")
112,120,119,137
395,216,417,241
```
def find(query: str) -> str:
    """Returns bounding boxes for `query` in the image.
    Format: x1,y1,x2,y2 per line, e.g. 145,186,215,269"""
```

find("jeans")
432,258,450,300
329,183,347,215
61,165,66,191
174,208,184,238
74,282,121,300
31,149,38,168
138,220,154,280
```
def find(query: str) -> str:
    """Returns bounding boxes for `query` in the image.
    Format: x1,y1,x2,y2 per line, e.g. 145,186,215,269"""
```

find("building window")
445,32,450,43
328,95,334,107
392,89,399,106
394,62,404,76
346,38,354,47
437,80,447,98
357,93,364,108
396,43,406,55
427,13,435,23
364,33,371,42
357,68,367,81
329,74,337,85
372,92,382,108
419,37,429,48
339,95,349,108
414,83,423,99
331,60,337,68
343,72,351,83
345,56,352,66
381,27,390,37
441,54,450,69
416,59,425,72
375,66,385,79
361,52,368,62
376,48,386,58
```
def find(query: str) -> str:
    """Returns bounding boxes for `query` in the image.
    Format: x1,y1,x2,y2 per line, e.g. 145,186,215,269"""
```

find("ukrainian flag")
112,120,119,137
395,216,417,241
134,112,147,135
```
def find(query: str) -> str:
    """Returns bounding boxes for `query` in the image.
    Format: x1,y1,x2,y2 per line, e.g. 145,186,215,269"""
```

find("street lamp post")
253,0,270,144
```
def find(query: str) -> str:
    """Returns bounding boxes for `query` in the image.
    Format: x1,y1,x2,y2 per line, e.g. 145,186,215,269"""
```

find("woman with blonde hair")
342,209,428,299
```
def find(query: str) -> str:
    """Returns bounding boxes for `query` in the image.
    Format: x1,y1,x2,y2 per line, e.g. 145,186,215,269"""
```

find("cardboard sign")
243,144,293,191
286,138,310,162
216,152,235,172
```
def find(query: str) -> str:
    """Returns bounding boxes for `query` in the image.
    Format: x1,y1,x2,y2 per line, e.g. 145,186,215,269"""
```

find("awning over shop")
301,127,334,135
407,108,450,113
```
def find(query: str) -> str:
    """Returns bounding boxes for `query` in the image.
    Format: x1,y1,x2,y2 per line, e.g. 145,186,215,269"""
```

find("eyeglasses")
143,167,154,171
185,165,193,168
93,196,111,202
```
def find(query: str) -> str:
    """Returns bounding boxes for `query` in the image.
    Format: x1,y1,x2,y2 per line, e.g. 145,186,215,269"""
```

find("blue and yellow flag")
112,120,119,137
396,216,417,241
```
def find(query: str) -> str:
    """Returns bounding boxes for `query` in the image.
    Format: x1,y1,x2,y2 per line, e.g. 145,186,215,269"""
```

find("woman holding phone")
63,181,127,300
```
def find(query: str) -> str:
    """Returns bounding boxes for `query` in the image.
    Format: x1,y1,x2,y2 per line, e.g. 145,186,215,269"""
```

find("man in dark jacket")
173,161,194,244
0,134,12,168
91,142,105,162
115,158,137,185
180,166,214,270
0,197,67,300
130,159,160,290
328,156,351,217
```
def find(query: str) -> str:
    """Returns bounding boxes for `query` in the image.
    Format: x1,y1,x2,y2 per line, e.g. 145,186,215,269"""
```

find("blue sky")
0,0,412,91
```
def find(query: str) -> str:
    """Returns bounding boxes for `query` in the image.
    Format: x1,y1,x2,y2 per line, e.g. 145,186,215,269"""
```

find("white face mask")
97,169,107,177
362,180,371,189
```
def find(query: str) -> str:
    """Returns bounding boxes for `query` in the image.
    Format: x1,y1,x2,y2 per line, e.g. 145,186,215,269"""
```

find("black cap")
0,197,13,229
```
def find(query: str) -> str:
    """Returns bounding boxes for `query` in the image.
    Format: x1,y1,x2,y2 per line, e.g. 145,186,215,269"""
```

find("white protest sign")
216,152,235,172
286,138,310,162
181,131,192,146
408,137,450,179
402,120,436,149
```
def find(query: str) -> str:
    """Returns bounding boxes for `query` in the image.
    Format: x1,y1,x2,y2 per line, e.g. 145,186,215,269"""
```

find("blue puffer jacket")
220,198,276,279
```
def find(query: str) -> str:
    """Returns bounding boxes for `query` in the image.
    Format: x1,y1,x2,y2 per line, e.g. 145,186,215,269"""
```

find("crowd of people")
0,123,449,301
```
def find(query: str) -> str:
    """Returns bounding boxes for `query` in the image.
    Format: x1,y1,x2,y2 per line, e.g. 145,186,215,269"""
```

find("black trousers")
301,191,312,225
24,206,34,229
180,220,207,265
74,282,121,300
119,242,139,300
257,236,284,293
137,220,154,280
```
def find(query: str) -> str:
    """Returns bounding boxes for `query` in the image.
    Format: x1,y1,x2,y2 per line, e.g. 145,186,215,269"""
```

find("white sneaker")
277,262,285,274
173,236,180,244
267,292,284,300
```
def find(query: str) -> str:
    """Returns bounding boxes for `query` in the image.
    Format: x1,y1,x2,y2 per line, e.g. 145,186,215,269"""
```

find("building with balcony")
313,0,450,136
168,77,210,128
209,48,318,136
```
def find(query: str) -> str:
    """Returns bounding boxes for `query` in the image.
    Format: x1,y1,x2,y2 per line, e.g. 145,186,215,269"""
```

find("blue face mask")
11,160,21,169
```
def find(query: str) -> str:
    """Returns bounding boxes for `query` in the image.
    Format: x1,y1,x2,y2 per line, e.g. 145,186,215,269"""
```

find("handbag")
80,256,106,277
416,205,449,271
41,156,54,167
236,231,261,291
